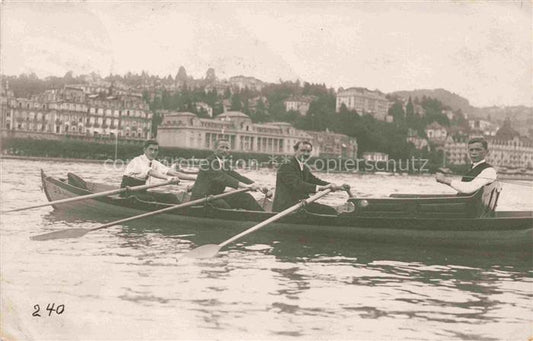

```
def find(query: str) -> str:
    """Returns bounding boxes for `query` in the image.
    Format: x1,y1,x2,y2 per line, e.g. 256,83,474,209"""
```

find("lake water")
1,158,532,340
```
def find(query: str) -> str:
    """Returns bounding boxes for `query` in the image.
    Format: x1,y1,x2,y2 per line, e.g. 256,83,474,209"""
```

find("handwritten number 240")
32,303,64,317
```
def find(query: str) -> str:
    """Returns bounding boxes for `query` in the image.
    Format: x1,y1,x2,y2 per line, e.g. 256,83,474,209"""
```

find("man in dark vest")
436,137,497,194
272,140,348,215
190,139,264,211
121,139,196,203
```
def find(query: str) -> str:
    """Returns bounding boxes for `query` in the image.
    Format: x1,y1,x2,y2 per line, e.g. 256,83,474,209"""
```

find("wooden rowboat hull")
41,171,533,251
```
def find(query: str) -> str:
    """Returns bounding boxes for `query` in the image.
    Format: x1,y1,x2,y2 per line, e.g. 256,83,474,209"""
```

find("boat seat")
478,181,502,217
67,172,88,190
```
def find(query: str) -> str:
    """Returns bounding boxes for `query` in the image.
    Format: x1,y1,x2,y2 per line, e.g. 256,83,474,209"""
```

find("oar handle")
3,178,178,213
219,189,332,248
90,188,251,232
345,188,354,198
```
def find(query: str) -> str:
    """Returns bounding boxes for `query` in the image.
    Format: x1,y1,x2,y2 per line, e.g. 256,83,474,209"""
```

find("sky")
1,1,532,107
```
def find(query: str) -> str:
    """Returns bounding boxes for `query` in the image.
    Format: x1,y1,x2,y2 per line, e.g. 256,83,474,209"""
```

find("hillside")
473,106,533,137
389,88,473,113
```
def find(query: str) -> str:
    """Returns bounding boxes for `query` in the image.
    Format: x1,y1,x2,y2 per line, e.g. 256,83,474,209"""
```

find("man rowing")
435,137,497,194
190,139,265,211
121,139,196,203
272,140,349,215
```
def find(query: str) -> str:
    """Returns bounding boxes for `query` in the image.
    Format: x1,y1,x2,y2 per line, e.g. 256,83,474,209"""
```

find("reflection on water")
1,159,532,340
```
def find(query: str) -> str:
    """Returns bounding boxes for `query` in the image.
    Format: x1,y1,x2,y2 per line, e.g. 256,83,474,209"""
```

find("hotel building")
444,135,533,169
1,85,153,140
157,111,357,158
336,87,390,120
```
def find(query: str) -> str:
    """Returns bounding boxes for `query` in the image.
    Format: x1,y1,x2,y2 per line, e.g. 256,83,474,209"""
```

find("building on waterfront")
157,111,316,156
305,130,357,159
443,134,469,165
444,134,533,169
336,87,390,120
486,136,533,169
0,84,153,141
157,111,357,158
284,96,314,116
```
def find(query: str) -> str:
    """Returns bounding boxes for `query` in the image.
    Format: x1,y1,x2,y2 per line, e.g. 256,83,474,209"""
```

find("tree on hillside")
421,97,449,126
388,101,405,124
250,99,269,122
223,87,231,99
213,101,225,116
230,94,242,111
406,97,415,118
296,96,335,131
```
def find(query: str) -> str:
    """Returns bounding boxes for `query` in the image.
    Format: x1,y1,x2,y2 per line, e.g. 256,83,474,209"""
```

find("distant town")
1,68,532,172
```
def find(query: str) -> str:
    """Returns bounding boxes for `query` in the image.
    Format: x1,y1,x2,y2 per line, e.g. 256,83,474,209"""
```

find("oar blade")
30,228,90,241
183,244,221,259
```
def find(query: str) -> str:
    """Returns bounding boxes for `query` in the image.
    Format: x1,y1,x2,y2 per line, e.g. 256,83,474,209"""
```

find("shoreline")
0,154,106,164
2,154,532,180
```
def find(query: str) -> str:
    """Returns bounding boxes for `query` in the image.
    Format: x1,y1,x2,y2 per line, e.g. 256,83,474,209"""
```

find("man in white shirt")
436,137,497,194
121,140,196,203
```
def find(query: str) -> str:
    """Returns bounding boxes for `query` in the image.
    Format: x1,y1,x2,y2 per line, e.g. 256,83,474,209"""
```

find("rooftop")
217,111,250,119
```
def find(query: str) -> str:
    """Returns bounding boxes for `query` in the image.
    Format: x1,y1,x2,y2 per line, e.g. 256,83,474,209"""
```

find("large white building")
1,85,152,140
336,87,390,120
157,111,357,158
157,111,315,156
444,135,533,169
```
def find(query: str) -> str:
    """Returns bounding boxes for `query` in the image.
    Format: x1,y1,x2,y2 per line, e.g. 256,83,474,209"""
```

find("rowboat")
40,171,533,251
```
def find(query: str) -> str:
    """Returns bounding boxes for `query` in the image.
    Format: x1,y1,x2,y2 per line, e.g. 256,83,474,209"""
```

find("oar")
30,188,251,241
184,188,333,259
2,179,179,214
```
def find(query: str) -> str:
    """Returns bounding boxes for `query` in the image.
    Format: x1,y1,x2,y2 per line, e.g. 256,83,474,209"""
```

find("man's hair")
214,138,230,148
468,137,488,150
143,139,159,149
293,140,313,151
